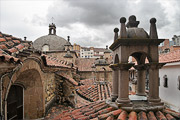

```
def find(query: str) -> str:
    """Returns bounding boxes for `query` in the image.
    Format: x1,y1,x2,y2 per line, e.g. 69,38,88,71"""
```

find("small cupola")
49,23,56,35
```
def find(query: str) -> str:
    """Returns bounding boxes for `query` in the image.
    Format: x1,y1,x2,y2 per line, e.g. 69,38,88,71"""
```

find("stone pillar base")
148,101,164,106
116,101,132,107
116,98,130,103
148,98,161,103
136,92,146,96
111,94,118,102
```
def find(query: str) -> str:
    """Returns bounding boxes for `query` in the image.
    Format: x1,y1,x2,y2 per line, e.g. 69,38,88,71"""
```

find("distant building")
172,35,180,46
73,43,81,57
80,46,112,59
159,39,180,54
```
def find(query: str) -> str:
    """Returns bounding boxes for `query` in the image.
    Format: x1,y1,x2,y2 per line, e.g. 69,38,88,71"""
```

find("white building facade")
159,50,180,112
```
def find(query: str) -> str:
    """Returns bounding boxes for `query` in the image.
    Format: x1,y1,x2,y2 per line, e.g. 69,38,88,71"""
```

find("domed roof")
94,57,108,65
33,35,68,51
33,23,69,51
127,28,149,39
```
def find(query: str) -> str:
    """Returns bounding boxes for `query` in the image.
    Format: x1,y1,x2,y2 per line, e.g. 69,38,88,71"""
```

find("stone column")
109,64,119,102
147,63,165,103
116,63,134,106
134,64,147,96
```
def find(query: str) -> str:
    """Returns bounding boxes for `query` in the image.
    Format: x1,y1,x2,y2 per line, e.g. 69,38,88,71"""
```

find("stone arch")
6,58,45,119
129,51,151,65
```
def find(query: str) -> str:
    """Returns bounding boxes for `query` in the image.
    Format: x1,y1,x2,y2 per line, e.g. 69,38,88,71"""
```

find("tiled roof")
51,100,180,120
76,81,112,102
41,54,72,68
76,94,91,108
159,49,180,63
75,58,95,71
80,78,95,85
0,32,31,63
56,72,79,86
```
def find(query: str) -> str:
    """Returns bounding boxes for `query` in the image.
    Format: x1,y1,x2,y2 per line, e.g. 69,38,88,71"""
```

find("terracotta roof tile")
41,54,71,68
106,115,114,120
164,108,180,118
129,111,137,120
0,32,32,63
117,110,128,120
147,111,157,120
47,99,179,120
0,44,7,49
8,47,18,53
15,44,24,50
57,72,79,86
156,111,167,120
0,53,20,63
159,49,180,63
76,79,112,102
138,111,148,120
12,40,21,44
5,37,12,41
0,38,6,42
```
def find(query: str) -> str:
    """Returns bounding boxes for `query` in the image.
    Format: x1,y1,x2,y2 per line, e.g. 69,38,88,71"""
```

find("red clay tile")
138,111,148,120
117,110,127,120
147,111,157,120
0,38,6,42
15,44,24,50
5,37,12,40
156,111,167,120
8,47,18,53
164,108,180,118
98,109,122,119
12,40,20,43
0,44,7,49
166,113,176,120
159,49,180,63
106,115,114,120
129,111,137,120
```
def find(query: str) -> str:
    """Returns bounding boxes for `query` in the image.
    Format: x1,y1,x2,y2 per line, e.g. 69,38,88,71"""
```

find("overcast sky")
0,0,180,48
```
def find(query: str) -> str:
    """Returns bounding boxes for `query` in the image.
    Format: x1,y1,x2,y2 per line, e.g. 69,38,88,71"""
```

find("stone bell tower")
49,23,56,35
109,15,165,110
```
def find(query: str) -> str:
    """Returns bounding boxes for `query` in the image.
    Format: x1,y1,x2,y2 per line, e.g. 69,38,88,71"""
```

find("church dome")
33,23,69,51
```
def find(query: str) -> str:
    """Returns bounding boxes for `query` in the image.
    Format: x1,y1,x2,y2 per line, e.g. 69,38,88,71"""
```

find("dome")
94,58,108,65
33,35,68,51
126,28,149,39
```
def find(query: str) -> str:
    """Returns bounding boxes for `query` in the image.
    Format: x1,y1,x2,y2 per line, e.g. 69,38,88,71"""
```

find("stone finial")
106,45,108,49
149,18,158,39
114,28,119,41
119,17,127,38
126,15,139,28
67,36,70,42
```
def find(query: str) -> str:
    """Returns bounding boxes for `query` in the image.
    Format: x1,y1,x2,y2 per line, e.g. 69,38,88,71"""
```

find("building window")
42,44,49,51
163,75,168,88
178,76,180,90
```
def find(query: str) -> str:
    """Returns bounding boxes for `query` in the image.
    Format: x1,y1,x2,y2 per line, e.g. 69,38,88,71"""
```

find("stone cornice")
110,63,134,70
110,38,165,51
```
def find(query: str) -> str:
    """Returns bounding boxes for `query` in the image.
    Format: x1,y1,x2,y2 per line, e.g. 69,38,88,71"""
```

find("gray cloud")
44,0,179,47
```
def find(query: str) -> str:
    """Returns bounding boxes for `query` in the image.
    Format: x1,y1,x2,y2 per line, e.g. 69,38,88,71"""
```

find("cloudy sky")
0,0,180,48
